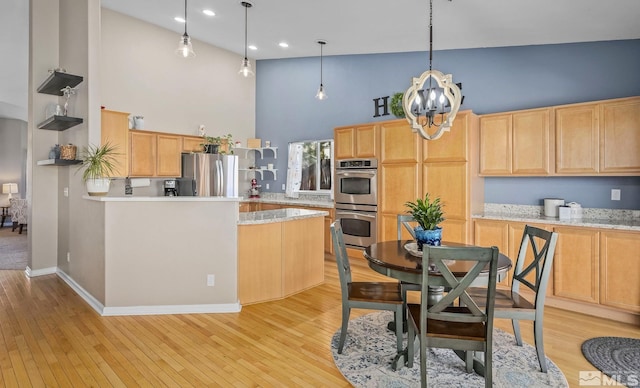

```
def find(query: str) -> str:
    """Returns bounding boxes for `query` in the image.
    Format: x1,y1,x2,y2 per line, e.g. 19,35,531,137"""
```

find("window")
289,139,333,193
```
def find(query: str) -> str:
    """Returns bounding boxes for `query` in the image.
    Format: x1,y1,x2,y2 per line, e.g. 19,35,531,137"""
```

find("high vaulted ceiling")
2,0,640,121
101,0,640,59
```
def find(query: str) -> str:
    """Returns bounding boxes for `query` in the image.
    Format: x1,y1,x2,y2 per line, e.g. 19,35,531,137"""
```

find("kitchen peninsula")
66,196,326,316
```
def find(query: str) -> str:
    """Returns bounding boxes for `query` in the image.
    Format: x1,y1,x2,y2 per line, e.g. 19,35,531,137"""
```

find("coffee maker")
164,179,178,196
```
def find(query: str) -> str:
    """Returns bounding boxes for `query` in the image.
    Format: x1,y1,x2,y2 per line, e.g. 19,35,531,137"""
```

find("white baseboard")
55,269,242,316
25,266,57,277
56,269,106,315
102,303,242,316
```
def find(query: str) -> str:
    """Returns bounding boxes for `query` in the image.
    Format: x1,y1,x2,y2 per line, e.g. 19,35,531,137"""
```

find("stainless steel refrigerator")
180,153,239,197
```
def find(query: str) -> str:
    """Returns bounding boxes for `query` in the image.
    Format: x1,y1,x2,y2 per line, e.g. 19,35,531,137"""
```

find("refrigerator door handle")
217,159,224,196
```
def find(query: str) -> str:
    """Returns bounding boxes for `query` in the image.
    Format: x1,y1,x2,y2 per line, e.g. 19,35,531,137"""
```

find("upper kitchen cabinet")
555,96,640,175
480,108,551,176
555,102,599,174
101,109,130,177
129,131,157,177
334,124,377,159
379,120,420,164
156,134,183,177
599,98,640,174
129,131,183,177
182,136,205,153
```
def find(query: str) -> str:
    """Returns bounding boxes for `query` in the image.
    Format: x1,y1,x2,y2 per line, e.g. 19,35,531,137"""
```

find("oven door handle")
336,170,377,177
336,211,377,220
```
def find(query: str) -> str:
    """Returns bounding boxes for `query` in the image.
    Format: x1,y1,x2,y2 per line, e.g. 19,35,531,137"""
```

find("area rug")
331,311,568,388
581,337,640,386
0,226,28,270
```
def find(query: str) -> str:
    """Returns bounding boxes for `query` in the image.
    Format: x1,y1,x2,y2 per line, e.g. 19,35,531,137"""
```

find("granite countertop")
238,208,329,225
474,204,640,232
241,193,334,209
84,195,242,202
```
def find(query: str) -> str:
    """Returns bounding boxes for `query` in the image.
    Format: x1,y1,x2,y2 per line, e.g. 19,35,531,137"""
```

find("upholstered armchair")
9,198,27,234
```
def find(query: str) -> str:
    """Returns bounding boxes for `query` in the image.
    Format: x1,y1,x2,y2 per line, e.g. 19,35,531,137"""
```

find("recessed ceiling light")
248,45,257,51
174,16,185,23
279,42,289,48
203,9,215,16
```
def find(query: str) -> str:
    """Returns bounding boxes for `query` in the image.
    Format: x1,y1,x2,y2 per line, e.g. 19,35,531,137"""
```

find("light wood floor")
0,258,638,387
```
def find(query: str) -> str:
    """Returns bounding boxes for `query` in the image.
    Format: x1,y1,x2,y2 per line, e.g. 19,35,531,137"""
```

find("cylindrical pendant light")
239,1,254,77
315,40,327,100
176,0,195,58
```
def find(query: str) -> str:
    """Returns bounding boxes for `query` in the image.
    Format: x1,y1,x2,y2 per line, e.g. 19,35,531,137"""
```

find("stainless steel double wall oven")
334,159,378,249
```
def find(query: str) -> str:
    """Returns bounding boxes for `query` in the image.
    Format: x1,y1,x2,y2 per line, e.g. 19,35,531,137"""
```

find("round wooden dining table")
363,240,513,371
364,240,512,286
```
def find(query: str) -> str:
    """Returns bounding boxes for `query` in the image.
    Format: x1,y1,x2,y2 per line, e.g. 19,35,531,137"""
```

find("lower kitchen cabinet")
238,217,325,305
240,202,334,254
599,230,640,312
553,226,600,304
474,219,639,323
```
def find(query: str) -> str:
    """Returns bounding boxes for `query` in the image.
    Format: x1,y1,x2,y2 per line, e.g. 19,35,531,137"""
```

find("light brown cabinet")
100,109,129,177
474,218,639,322
376,112,482,245
238,217,325,305
156,134,182,177
334,124,377,159
555,97,640,175
182,136,204,153
240,202,334,254
129,131,183,178
480,108,551,175
599,98,640,173
129,131,157,177
554,103,599,174
599,230,640,312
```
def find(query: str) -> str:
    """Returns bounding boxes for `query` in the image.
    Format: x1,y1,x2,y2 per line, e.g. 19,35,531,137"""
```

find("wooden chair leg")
19,224,24,234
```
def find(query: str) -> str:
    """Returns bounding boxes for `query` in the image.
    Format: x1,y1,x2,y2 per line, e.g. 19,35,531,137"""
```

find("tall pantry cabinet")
335,111,483,245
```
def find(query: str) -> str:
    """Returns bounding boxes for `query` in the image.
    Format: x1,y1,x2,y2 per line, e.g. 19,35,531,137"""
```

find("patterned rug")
331,311,568,388
581,337,640,387
0,225,28,270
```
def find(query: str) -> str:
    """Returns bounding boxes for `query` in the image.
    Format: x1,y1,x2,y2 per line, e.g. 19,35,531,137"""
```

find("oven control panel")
337,159,378,169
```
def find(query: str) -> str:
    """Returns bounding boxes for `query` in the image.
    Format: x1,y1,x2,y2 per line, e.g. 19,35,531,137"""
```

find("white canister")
558,206,572,220
567,202,583,219
543,198,565,217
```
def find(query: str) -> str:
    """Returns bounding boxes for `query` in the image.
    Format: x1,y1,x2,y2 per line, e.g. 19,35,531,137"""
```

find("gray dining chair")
397,214,417,240
330,221,404,356
407,244,499,388
468,224,558,373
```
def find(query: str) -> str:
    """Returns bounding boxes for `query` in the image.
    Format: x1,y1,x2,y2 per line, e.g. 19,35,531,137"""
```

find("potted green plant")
404,193,445,248
201,133,234,154
78,142,119,196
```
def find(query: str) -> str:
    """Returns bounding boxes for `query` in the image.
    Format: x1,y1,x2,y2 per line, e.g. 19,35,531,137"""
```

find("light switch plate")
611,189,621,201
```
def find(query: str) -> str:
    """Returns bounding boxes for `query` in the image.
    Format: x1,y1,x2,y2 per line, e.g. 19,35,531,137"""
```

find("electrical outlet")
67,252,71,262
282,183,286,191
266,183,269,190
63,187,69,197
207,274,215,286
611,189,621,201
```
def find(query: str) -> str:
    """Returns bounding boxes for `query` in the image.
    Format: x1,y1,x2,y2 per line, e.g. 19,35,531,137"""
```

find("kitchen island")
63,196,328,316
238,208,329,305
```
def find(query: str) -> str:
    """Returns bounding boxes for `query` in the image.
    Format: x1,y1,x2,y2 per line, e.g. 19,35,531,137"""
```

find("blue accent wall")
255,40,640,209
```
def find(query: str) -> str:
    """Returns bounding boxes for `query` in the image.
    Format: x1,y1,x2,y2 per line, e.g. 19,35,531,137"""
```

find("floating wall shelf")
36,159,82,166
239,168,277,180
36,71,83,96
234,146,278,159
37,115,83,131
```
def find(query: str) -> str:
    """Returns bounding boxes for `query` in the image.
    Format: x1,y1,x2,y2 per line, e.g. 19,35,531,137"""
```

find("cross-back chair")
330,221,405,355
407,244,499,388
468,224,558,372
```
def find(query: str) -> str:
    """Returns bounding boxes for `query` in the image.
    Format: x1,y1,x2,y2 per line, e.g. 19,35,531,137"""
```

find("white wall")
100,8,255,140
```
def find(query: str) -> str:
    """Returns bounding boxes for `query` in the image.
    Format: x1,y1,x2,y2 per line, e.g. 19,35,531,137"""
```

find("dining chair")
468,224,558,373
330,221,404,356
407,244,499,388
397,214,417,240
